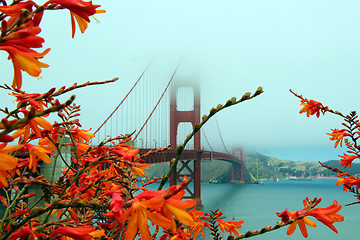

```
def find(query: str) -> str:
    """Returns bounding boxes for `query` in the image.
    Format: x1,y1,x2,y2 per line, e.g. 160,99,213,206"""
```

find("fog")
1,0,359,162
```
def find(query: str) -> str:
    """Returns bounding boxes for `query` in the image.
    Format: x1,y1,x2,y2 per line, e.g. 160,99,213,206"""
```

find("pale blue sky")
1,0,360,162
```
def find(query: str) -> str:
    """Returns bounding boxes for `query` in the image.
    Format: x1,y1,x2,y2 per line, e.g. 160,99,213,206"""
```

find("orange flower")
307,200,344,233
338,153,359,168
336,174,360,191
45,0,105,38
161,190,196,231
70,128,95,143
8,228,37,240
0,1,37,26
130,163,148,176
24,143,52,173
216,217,244,237
137,187,196,232
110,144,139,161
0,143,23,187
161,226,192,240
119,197,172,240
286,211,316,238
49,225,96,240
278,198,343,238
299,99,325,118
9,92,44,110
12,112,53,142
188,208,207,239
0,22,50,89
326,129,349,148
38,125,61,151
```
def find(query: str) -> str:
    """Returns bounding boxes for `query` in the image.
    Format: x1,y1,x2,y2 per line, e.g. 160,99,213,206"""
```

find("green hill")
144,151,360,183
245,152,360,180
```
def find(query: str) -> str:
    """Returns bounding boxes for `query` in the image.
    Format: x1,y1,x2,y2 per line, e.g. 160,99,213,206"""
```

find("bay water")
200,179,357,240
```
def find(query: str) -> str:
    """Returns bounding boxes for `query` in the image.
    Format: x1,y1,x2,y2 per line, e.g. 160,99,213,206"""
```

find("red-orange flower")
110,144,139,161
188,208,208,239
216,217,244,237
0,1,37,26
278,198,343,238
307,200,344,233
326,128,349,148
0,22,50,89
12,112,53,142
8,228,37,240
336,174,360,191
45,0,105,38
24,143,52,173
299,99,326,118
49,225,96,240
118,197,172,240
338,153,359,168
130,163,148,176
70,128,95,143
109,192,124,218
0,135,14,142
161,190,196,232
286,210,316,238
160,226,192,240
276,208,291,223
0,143,22,187
137,182,197,232
9,92,46,111
38,125,61,151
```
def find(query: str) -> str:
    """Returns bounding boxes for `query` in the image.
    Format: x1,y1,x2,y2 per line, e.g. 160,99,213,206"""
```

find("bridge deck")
139,149,243,165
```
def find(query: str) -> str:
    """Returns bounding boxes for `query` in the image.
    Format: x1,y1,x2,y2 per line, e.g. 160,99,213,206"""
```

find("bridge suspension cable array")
133,64,179,141
215,116,230,154
94,61,151,135
94,60,183,149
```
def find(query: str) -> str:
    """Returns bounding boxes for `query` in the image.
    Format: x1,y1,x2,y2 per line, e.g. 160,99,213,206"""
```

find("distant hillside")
245,152,360,180
144,151,360,183
145,160,234,183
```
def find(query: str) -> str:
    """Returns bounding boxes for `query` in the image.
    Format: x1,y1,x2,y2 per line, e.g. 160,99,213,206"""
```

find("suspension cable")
134,64,179,141
215,116,230,154
201,128,214,152
94,61,152,134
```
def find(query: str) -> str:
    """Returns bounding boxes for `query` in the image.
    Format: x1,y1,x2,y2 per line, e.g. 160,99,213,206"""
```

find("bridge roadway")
139,149,243,165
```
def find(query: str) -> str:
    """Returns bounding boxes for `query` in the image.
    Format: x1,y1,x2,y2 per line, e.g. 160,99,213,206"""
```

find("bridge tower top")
232,147,244,162
170,79,201,150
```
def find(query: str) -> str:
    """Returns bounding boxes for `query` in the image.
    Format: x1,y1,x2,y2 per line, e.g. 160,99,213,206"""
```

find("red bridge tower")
170,79,202,207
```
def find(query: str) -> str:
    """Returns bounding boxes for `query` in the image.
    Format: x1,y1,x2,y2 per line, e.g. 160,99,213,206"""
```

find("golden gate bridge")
94,61,251,207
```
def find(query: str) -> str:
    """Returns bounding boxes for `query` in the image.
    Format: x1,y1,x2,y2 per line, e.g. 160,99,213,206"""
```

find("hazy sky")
1,0,360,162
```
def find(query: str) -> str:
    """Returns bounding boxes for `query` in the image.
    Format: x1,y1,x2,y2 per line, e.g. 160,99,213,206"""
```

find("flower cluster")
0,1,351,239
0,81,249,239
0,0,104,89
293,91,360,197
277,197,344,238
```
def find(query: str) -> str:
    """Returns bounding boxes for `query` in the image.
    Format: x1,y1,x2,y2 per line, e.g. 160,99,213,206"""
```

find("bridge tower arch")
232,147,245,183
170,79,202,207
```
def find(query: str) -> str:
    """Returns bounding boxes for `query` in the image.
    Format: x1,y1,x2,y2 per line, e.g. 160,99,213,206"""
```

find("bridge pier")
170,78,203,208
170,153,202,209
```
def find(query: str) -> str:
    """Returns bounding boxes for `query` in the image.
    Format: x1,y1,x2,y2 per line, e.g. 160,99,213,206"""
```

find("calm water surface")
200,179,358,240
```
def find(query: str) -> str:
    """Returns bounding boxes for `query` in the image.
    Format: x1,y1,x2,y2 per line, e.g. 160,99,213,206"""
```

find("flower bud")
254,86,264,96
202,114,208,122
241,92,251,101
209,107,217,116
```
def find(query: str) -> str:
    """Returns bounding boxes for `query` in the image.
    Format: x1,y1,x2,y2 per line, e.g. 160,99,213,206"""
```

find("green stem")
0,186,27,233
49,133,68,184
